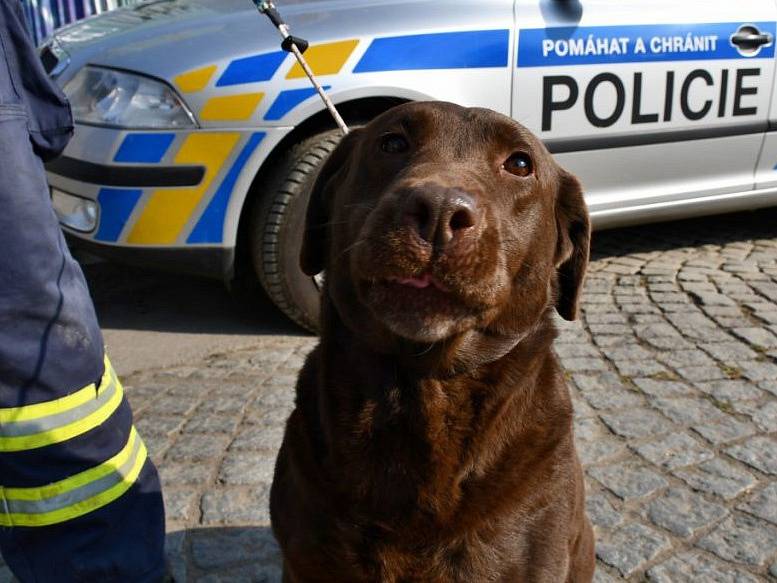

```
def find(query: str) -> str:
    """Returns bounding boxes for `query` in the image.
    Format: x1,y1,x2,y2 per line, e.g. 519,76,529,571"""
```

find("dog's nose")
402,185,479,248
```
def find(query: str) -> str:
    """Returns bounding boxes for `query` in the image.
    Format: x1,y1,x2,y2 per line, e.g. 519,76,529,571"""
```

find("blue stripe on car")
353,29,509,73
217,51,287,86
113,134,175,163
187,133,265,244
95,188,143,242
264,86,331,121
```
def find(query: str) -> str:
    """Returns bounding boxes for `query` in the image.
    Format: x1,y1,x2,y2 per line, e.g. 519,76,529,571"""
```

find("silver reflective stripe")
4,432,142,516
0,377,118,438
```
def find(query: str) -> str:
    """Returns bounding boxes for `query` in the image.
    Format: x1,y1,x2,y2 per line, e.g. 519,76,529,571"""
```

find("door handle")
731,28,773,49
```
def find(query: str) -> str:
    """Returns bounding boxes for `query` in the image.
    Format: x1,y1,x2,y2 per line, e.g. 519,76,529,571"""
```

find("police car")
42,0,777,331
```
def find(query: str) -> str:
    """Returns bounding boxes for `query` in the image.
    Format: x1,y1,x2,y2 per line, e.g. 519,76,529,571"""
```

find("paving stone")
554,343,601,358
165,530,188,583
588,461,668,500
736,483,777,525
596,523,671,577
657,350,717,370
571,394,597,418
199,563,282,583
690,292,736,307
600,408,674,439
152,394,201,416
190,526,281,570
586,493,623,529
573,372,628,393
647,551,760,582
633,378,696,398
184,412,242,434
694,380,764,403
647,487,727,537
692,416,757,445
201,485,272,525
675,365,730,382
700,342,759,363
730,400,777,433
158,460,214,487
696,513,777,567
198,395,254,414
732,327,777,349
592,569,620,583
163,487,200,522
135,415,185,437
673,458,757,501
577,438,626,466
632,432,714,470
580,388,645,410
599,343,655,361
230,425,286,452
218,451,276,486
166,434,232,462
612,359,670,377
726,436,777,475
737,360,777,382
558,357,610,372
649,397,726,425
759,380,777,398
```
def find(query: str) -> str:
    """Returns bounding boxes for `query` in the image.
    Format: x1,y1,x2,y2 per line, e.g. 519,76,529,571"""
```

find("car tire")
250,129,343,333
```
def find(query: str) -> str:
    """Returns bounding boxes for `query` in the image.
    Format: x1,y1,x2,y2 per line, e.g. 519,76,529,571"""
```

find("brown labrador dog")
270,102,594,582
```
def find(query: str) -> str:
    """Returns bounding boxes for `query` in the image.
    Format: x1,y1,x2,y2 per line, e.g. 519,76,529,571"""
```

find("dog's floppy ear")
300,129,362,276
553,169,591,321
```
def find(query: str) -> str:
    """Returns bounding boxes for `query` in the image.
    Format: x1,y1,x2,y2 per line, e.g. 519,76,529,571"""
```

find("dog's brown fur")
270,102,595,582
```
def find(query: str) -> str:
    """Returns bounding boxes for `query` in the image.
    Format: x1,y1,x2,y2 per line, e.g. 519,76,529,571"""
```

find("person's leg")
0,9,166,582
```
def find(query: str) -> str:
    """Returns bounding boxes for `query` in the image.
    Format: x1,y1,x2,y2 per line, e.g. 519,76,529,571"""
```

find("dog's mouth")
386,273,449,292
360,273,481,342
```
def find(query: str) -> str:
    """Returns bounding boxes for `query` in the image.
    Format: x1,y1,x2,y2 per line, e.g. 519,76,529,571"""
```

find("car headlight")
64,66,196,129
51,188,97,233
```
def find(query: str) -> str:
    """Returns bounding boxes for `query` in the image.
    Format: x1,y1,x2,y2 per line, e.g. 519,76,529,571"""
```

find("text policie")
542,68,760,131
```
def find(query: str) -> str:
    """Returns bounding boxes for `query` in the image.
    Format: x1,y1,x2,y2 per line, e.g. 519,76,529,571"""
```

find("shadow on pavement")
79,261,305,337
166,526,282,582
591,207,777,261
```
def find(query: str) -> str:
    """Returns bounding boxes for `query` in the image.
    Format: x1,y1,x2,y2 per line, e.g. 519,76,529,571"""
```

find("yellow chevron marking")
126,133,240,245
175,65,217,93
286,39,359,79
200,93,264,121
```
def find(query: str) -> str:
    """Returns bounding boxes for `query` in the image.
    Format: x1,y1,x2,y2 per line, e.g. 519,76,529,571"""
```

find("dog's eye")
502,152,533,177
380,133,409,154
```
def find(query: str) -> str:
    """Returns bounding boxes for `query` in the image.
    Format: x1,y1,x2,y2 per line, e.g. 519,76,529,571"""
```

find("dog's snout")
402,185,479,248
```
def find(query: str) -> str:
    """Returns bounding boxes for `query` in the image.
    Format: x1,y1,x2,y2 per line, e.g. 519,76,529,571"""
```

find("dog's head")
302,102,590,354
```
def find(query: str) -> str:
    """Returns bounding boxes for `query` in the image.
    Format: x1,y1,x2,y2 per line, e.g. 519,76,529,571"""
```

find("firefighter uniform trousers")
0,2,165,581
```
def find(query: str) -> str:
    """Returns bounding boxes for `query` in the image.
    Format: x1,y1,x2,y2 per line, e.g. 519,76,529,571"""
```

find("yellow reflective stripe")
0,363,124,452
4,427,139,502
0,428,148,527
175,64,217,93
286,39,359,78
200,93,264,121
127,132,240,245
0,355,111,424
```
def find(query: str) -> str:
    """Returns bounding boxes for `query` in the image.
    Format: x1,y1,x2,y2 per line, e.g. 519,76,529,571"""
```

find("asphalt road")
78,260,308,377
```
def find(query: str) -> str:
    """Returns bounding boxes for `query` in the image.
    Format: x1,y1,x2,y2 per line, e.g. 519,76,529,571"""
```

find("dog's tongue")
393,274,433,288
391,273,451,292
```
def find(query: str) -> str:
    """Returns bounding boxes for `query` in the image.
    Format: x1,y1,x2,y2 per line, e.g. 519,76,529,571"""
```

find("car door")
512,0,776,226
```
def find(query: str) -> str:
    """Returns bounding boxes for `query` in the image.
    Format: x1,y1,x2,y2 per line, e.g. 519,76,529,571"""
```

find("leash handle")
253,0,350,135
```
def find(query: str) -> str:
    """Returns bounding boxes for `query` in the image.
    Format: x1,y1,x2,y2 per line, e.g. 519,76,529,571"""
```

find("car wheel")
250,129,343,333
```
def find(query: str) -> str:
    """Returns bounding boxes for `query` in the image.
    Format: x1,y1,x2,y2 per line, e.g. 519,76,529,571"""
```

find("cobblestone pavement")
3,209,777,583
